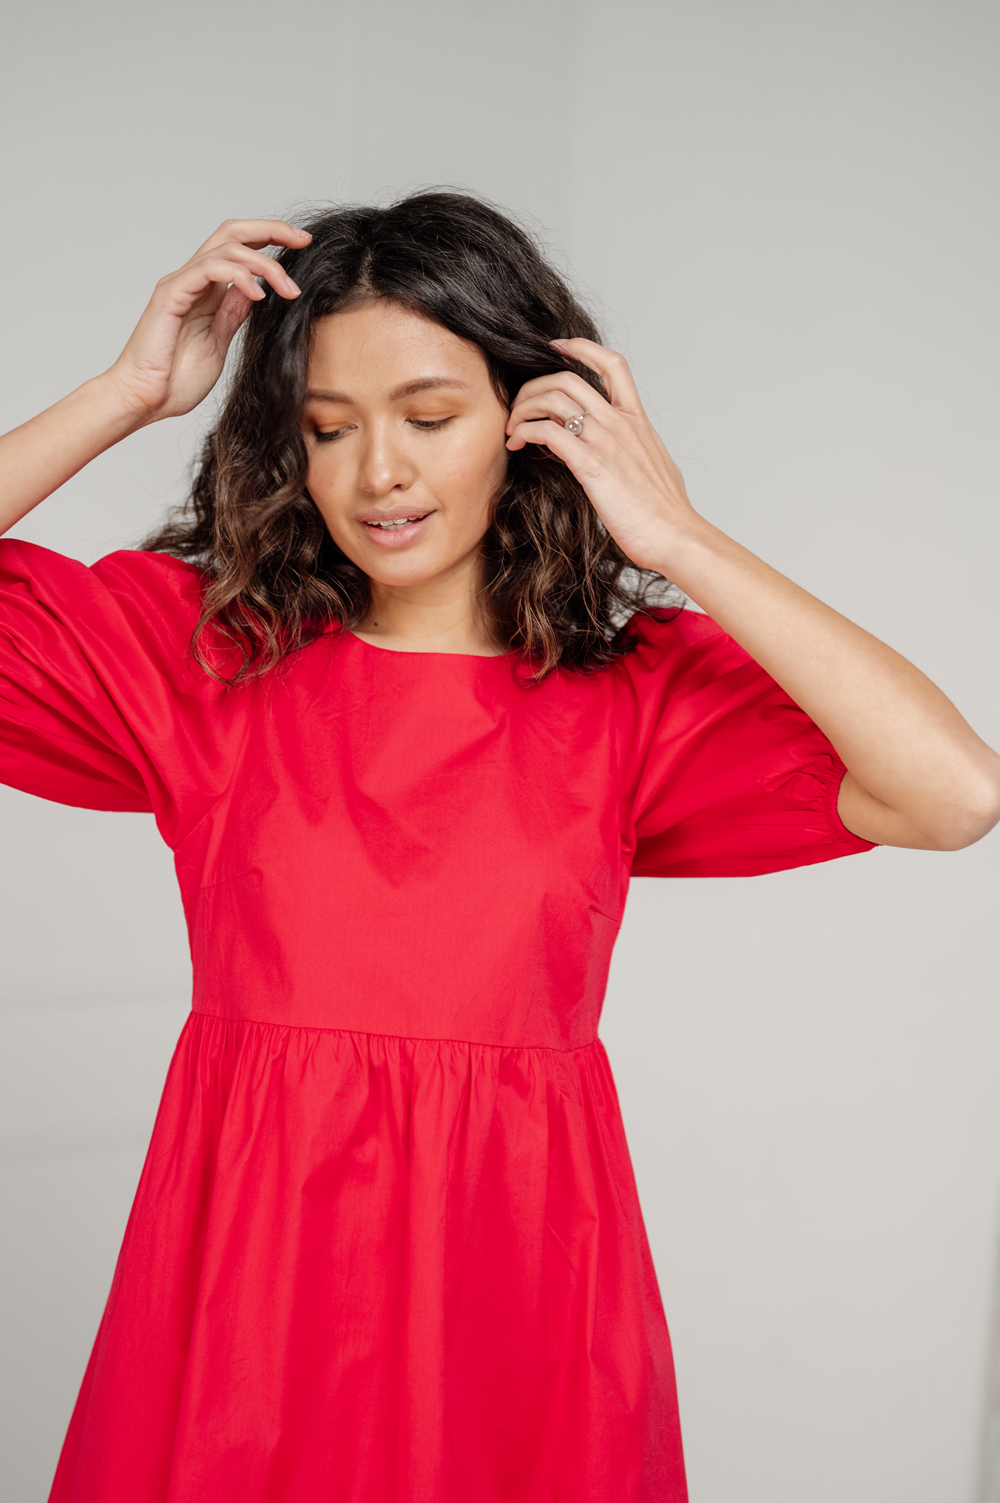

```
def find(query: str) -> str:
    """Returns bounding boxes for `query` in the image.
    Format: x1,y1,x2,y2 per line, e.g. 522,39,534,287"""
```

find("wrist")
90,368,161,435
647,515,735,589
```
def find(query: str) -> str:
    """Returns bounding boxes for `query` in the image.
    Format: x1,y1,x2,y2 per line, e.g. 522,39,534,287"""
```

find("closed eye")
313,417,455,443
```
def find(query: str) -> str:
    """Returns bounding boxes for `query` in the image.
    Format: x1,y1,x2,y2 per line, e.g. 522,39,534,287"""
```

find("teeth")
370,517,422,529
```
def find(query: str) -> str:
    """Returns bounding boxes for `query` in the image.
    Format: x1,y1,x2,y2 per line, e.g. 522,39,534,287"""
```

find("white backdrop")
2,2,998,1499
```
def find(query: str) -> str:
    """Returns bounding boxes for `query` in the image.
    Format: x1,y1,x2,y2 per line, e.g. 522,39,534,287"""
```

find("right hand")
105,220,311,424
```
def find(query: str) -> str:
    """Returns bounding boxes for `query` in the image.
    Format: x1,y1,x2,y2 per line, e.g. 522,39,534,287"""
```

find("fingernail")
550,338,568,346
286,277,301,295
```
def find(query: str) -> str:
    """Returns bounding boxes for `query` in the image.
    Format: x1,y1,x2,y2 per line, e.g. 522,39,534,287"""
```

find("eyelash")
314,417,454,444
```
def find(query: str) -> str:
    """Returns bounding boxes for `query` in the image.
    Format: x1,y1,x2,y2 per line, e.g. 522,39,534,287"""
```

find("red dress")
0,540,874,1503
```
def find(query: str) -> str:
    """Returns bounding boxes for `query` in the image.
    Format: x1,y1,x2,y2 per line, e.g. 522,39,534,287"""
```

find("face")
302,300,510,592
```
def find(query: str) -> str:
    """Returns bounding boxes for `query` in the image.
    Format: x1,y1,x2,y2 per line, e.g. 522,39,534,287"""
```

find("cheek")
305,452,356,533
437,430,508,509
305,449,337,498
304,459,356,557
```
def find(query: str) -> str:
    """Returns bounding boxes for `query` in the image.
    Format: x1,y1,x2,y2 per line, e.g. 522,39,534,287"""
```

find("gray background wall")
1,2,998,1499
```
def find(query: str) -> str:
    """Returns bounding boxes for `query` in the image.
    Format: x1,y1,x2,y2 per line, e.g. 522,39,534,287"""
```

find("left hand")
505,337,700,572
509,351,1000,855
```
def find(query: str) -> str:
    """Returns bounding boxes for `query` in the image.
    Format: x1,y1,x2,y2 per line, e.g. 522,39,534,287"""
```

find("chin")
362,551,451,587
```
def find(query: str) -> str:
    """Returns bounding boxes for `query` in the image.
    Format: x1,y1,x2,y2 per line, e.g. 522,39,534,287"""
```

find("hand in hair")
505,337,697,575
0,220,311,536
507,337,1000,852
106,220,311,423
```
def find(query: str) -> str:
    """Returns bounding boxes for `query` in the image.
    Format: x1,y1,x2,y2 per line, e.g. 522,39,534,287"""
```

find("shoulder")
622,604,725,649
88,551,212,680
1,537,203,594
92,547,205,609
618,605,751,683
609,605,779,741
0,541,211,687
0,539,205,626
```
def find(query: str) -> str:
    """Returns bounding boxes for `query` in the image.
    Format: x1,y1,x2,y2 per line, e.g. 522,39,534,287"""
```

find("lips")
356,511,434,548
363,513,430,531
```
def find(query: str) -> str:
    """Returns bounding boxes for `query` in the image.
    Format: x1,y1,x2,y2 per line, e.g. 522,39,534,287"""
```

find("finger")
214,266,267,304
505,388,597,435
196,218,312,257
508,369,609,424
160,254,288,313
551,338,642,412
506,416,594,462
197,241,301,298
181,258,268,306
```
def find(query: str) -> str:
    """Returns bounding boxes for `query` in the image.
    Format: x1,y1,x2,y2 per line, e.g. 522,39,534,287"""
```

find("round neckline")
342,628,519,661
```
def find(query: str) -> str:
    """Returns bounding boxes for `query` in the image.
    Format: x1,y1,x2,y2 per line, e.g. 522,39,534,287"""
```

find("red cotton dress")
0,539,875,1503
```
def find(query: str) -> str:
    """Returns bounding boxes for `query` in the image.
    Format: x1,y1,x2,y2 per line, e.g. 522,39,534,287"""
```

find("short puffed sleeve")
0,540,232,838
615,607,877,877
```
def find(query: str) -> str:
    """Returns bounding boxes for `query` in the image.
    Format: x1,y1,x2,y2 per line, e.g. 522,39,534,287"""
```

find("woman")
1,191,997,1503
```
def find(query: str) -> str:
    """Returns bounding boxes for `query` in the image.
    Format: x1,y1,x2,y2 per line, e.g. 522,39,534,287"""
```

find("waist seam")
188,1010,601,1056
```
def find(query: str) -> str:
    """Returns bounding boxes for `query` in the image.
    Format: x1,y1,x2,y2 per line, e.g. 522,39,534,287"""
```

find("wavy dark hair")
144,189,676,682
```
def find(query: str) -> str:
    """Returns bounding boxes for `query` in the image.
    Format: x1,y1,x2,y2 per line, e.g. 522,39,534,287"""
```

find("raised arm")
506,338,1000,852
0,219,311,538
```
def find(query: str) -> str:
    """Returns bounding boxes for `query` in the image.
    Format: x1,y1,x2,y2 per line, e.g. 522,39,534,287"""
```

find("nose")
357,419,415,497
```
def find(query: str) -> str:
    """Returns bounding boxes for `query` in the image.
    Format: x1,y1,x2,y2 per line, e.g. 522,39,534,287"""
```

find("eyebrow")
304,377,470,404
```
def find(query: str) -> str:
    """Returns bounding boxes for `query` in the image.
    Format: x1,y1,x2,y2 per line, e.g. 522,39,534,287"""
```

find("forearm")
660,519,1000,850
0,373,148,538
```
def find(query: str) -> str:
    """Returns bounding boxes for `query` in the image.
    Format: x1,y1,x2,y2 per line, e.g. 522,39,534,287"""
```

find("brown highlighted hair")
144,190,676,682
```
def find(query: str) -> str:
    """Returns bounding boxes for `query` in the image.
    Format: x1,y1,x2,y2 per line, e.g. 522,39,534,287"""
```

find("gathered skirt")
49,1012,686,1502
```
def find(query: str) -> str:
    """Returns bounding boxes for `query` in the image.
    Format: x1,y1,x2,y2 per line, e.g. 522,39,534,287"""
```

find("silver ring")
564,412,586,437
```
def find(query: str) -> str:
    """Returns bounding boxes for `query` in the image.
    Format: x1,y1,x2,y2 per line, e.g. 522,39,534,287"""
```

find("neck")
354,556,502,657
